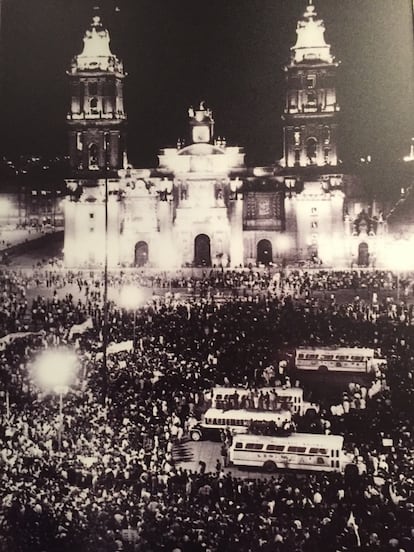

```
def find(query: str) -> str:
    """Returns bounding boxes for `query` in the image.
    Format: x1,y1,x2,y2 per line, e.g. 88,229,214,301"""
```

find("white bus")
206,386,318,417
295,347,386,374
189,407,292,442
229,433,351,473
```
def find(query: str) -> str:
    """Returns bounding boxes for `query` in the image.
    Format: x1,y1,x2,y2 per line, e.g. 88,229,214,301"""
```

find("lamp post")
102,132,110,404
33,349,78,453
118,285,143,349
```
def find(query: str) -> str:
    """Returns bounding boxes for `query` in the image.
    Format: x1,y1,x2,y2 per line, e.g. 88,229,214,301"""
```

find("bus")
189,407,292,442
295,347,387,374
229,433,352,473
206,386,319,417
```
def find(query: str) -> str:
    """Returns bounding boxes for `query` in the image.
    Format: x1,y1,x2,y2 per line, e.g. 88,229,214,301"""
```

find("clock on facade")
192,126,210,143
258,197,271,217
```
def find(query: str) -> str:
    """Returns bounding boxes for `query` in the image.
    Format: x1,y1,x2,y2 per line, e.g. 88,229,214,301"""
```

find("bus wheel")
318,365,328,373
263,460,277,473
190,430,202,441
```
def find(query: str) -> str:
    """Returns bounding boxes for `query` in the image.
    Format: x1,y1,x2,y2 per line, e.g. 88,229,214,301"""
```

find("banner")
0,332,42,351
68,318,93,340
107,340,133,355
96,340,134,360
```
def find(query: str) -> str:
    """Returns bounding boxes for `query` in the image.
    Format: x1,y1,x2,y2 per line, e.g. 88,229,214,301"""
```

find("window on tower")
323,127,331,144
324,148,330,164
294,150,300,165
90,97,99,114
89,82,98,96
306,138,318,165
306,75,316,88
76,132,83,151
88,144,99,170
307,92,317,107
104,81,116,97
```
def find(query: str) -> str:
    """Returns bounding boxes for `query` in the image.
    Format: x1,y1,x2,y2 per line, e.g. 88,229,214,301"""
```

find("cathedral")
64,2,389,269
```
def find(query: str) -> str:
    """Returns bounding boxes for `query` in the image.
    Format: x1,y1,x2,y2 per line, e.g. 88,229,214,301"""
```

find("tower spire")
69,8,124,74
290,1,334,64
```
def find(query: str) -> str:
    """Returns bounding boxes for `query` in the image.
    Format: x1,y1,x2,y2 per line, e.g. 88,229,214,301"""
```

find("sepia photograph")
0,0,414,550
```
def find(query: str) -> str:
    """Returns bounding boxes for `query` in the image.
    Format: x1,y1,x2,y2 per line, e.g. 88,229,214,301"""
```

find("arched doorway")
135,241,148,267
357,242,369,267
194,234,211,266
257,239,273,265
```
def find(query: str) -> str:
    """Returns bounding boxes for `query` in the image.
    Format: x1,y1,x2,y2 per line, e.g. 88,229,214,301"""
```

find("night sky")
1,0,413,169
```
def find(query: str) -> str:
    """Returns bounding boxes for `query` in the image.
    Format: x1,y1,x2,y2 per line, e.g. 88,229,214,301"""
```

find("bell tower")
282,1,340,168
67,9,127,181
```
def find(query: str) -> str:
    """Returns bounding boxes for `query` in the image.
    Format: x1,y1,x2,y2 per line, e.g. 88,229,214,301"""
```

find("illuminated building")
63,3,403,269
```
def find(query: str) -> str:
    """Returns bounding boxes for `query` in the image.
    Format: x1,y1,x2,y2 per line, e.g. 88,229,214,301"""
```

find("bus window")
235,442,243,449
311,448,327,455
298,353,304,359
266,444,285,452
288,446,306,453
245,443,263,451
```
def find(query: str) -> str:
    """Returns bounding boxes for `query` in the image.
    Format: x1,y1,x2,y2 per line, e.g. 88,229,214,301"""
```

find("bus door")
330,449,340,469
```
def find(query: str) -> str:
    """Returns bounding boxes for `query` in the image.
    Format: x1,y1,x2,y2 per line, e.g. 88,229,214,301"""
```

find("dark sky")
1,0,413,168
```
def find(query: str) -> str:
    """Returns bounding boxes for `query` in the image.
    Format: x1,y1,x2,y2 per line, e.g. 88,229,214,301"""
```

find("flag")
347,511,361,547
389,483,403,505
68,318,93,340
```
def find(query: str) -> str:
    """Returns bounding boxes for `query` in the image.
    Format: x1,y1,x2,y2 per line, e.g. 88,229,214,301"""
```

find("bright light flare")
383,239,414,271
118,285,143,310
0,198,12,218
32,349,79,393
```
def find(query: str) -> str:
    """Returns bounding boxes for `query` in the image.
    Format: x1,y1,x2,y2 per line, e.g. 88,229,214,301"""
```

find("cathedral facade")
64,3,386,269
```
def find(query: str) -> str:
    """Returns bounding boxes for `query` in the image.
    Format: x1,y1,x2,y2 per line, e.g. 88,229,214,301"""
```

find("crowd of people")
1,266,413,299
0,267,413,551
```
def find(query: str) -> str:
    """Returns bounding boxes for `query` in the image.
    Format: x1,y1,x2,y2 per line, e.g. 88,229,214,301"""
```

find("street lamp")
32,349,78,453
385,238,413,302
118,285,143,349
102,131,110,405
